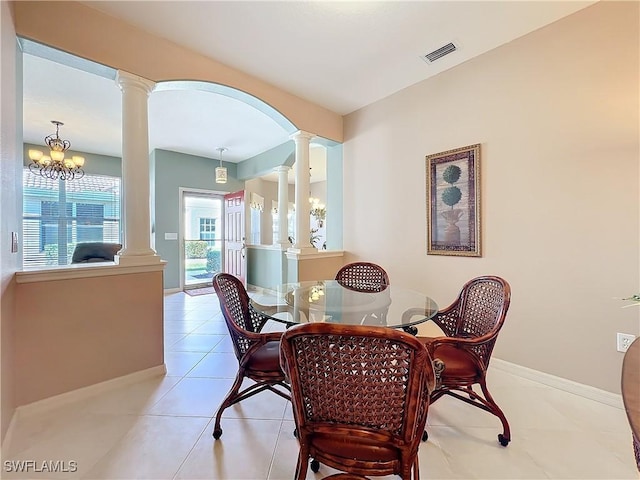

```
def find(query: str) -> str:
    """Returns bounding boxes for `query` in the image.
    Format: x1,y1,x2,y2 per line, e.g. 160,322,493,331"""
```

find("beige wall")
0,0,20,443
298,255,345,282
343,1,640,394
14,271,164,405
12,1,342,144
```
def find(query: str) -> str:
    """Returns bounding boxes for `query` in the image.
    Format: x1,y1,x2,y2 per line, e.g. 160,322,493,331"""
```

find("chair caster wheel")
403,326,418,336
422,430,428,442
310,459,320,473
498,434,510,446
213,428,222,439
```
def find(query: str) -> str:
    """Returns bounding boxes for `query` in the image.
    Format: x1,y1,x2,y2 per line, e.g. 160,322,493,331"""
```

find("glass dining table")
250,280,439,334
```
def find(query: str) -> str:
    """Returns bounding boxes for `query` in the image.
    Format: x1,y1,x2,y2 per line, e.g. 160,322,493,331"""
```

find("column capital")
290,130,315,142
116,70,156,94
275,165,290,173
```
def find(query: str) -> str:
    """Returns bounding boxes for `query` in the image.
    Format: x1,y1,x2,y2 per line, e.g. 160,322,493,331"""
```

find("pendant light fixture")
28,120,85,181
215,147,228,184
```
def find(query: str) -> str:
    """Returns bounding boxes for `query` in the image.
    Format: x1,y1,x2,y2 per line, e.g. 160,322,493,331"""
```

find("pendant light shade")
215,147,228,184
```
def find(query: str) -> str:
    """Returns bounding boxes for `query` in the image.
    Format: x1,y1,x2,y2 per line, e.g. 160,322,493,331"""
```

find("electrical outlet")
617,333,636,353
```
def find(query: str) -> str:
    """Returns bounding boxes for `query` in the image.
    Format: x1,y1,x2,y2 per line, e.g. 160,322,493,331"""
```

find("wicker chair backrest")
281,323,433,441
212,273,269,357
457,276,510,339
432,276,510,367
335,262,390,292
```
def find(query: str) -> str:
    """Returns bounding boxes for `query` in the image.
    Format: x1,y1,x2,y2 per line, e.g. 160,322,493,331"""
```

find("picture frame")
426,143,481,257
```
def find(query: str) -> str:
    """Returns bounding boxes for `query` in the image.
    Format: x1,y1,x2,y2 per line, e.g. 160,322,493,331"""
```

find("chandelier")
215,147,228,184
28,120,85,181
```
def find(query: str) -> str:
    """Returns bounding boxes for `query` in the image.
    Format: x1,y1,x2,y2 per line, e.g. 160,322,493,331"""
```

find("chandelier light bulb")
50,150,65,162
28,149,43,161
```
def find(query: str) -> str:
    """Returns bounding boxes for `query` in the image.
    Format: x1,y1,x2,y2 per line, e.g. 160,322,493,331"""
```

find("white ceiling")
22,1,597,183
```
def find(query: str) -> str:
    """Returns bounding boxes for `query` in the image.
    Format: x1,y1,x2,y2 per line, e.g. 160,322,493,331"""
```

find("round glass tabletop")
250,280,438,330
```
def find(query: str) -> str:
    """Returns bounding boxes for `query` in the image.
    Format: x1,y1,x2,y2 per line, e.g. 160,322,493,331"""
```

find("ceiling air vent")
422,42,457,63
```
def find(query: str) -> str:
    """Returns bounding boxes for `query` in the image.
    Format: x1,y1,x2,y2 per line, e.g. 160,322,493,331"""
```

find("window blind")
22,169,121,267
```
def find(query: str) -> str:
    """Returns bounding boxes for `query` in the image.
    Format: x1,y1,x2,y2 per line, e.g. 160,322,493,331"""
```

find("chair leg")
212,369,245,439
423,389,446,441
295,448,309,480
478,379,511,446
411,456,420,480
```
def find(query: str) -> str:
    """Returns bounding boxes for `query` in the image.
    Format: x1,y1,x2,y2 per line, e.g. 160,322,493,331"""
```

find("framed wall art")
426,143,481,257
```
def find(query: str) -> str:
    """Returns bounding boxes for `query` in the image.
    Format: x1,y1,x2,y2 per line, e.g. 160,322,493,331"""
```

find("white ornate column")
275,165,290,247
289,130,316,254
114,70,161,265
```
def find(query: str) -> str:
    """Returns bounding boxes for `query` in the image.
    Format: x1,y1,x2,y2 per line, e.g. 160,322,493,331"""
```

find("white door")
224,190,246,285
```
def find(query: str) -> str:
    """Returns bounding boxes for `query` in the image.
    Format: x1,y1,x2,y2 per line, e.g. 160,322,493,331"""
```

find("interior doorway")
181,190,224,289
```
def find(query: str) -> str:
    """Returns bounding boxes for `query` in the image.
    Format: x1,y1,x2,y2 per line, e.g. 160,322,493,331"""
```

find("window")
39,200,72,252
249,192,264,245
23,170,121,267
199,217,216,241
76,203,105,243
250,207,261,245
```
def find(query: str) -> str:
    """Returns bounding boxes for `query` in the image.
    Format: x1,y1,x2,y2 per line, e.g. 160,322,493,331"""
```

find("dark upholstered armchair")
211,273,291,439
280,323,436,480
418,276,512,446
71,242,121,263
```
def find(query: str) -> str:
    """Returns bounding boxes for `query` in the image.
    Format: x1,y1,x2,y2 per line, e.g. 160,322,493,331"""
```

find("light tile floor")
3,291,638,479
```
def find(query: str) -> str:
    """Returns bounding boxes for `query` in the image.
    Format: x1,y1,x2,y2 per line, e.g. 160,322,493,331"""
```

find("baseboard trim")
491,358,623,409
15,364,167,419
164,288,182,294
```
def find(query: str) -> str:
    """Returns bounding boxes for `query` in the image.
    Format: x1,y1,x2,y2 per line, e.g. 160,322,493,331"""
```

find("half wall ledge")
15,261,167,283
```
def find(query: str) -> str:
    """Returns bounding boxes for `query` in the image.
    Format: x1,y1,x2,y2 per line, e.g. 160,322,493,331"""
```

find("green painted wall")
287,257,298,283
246,247,285,289
326,144,343,250
153,149,243,289
237,141,294,180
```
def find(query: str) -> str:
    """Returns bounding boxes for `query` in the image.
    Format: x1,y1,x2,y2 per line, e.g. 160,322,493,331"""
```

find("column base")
115,253,163,266
287,246,318,255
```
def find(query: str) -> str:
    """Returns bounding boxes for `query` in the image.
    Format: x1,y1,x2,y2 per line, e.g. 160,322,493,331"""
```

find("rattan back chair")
211,273,291,439
280,323,436,480
418,275,511,446
334,262,390,292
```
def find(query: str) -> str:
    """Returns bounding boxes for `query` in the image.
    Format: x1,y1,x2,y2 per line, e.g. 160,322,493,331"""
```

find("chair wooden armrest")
250,301,279,317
